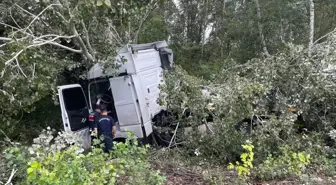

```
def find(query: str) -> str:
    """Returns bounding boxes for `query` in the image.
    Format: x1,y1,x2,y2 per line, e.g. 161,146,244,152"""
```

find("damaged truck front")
57,41,173,150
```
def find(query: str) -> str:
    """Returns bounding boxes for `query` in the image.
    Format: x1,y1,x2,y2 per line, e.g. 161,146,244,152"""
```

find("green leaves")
96,0,111,7
257,145,312,180
227,141,255,179
9,129,166,185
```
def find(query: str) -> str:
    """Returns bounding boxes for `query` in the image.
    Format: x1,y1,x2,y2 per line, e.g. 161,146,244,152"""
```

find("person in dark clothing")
94,105,117,153
91,105,101,129
90,105,101,148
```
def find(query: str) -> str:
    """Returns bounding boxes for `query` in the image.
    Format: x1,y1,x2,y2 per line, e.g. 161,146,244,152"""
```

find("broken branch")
5,168,18,185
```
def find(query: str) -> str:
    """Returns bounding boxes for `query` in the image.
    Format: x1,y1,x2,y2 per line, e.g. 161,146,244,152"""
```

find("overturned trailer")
57,41,173,149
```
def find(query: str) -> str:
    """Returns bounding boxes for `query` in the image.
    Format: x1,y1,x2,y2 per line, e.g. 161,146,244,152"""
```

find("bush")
227,140,255,180
159,33,336,172
1,144,30,184
256,145,311,180
2,128,166,185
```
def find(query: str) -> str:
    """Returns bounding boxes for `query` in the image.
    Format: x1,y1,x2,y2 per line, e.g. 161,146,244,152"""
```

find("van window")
63,87,87,111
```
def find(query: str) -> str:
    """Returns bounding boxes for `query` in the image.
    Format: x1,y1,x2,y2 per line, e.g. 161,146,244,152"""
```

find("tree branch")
5,168,18,185
134,2,158,43
5,50,24,65
107,20,123,45
33,34,75,41
4,35,82,66
9,7,23,30
81,21,94,56
313,27,336,45
0,22,35,39
14,3,35,16
45,41,82,53
0,37,12,41
70,22,94,62
15,58,28,78
32,63,36,79
24,3,61,31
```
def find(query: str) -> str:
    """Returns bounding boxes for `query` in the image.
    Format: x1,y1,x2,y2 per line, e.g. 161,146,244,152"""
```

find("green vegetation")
2,130,165,185
1,0,336,184
227,141,254,180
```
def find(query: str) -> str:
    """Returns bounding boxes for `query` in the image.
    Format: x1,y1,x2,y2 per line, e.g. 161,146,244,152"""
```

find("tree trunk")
308,0,315,57
201,0,209,59
255,0,271,58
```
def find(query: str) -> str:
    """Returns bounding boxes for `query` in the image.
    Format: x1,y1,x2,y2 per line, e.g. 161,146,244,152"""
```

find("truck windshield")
89,80,111,109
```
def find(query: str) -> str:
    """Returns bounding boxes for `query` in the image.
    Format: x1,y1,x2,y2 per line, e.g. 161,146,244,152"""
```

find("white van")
57,41,173,149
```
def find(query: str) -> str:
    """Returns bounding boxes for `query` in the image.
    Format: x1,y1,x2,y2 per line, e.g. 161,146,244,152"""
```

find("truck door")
109,76,152,138
57,84,91,149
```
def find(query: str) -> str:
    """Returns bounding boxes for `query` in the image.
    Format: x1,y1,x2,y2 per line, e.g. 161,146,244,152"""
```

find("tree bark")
308,0,315,58
255,0,271,58
201,0,209,58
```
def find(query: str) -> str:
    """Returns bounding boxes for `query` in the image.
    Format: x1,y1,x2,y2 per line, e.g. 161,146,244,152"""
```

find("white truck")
57,41,173,149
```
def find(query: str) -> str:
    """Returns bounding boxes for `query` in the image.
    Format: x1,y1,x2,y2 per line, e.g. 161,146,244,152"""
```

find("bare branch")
9,7,23,30
15,58,28,78
14,3,35,16
0,22,20,32
0,36,30,48
70,22,94,61
1,35,81,54
33,34,77,42
5,50,24,65
313,27,336,45
32,35,82,54
81,21,94,55
32,63,36,79
107,20,123,45
4,35,81,66
5,168,18,185
0,129,15,146
46,41,82,53
0,37,12,41
25,3,61,31
168,121,179,148
0,22,34,38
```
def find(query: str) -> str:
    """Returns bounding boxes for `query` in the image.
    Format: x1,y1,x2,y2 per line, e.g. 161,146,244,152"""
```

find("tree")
254,0,270,58
0,0,160,138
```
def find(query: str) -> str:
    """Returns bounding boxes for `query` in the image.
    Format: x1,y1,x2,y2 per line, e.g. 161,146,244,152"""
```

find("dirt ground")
152,161,336,185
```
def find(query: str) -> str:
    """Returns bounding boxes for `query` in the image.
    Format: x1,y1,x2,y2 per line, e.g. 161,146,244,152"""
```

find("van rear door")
57,84,91,149
57,84,90,132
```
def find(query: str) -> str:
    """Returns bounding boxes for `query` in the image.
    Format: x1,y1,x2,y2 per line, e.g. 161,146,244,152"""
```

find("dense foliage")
1,0,336,184
159,32,336,183
1,128,165,185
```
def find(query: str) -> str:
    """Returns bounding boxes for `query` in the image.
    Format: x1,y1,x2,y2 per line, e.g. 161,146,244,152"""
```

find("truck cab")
57,41,173,150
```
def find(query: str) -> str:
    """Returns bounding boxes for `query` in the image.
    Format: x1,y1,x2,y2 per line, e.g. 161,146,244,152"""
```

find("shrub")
227,140,255,180
2,128,166,185
256,145,311,180
1,144,30,184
